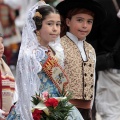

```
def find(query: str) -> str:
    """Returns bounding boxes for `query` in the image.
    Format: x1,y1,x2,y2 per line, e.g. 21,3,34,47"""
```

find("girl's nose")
53,25,57,31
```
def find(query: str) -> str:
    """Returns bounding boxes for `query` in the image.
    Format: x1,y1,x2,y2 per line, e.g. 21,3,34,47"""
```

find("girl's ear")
66,18,70,27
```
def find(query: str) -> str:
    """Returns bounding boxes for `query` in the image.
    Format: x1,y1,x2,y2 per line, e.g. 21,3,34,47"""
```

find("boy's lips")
78,30,88,34
79,30,87,32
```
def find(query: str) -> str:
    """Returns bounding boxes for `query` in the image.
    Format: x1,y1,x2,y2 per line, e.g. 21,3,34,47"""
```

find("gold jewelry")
34,12,42,19
36,31,41,44
41,0,46,3
36,31,40,36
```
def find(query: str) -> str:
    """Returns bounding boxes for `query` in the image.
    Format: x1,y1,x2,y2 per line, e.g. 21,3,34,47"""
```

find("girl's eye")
47,23,53,25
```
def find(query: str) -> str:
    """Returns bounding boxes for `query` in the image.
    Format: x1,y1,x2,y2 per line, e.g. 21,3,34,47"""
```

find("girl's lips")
50,34,58,38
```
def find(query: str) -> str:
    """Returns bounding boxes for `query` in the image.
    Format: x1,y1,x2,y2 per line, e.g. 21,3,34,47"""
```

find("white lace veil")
14,1,63,120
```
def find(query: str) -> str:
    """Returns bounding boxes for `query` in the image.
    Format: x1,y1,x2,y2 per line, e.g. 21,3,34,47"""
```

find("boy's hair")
67,8,94,19
61,8,94,37
33,5,59,32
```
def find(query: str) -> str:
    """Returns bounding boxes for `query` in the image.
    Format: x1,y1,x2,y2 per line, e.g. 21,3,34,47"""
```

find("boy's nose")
83,22,87,28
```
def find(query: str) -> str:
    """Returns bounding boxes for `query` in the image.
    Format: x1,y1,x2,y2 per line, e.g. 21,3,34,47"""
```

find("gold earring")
36,31,40,36
36,31,41,44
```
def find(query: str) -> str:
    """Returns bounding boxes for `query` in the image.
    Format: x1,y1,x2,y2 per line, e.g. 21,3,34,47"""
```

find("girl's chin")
49,39,56,42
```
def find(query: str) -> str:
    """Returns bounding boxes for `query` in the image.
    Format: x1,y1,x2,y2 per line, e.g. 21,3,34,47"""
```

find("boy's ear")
66,18,70,27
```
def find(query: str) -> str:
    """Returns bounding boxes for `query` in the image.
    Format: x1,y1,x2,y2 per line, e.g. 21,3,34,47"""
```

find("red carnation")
45,98,59,107
32,109,43,120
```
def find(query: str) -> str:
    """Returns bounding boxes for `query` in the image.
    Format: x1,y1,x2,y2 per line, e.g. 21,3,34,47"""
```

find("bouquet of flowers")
31,91,73,120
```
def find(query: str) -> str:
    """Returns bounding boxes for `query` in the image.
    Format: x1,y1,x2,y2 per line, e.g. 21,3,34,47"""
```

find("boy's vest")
61,35,96,100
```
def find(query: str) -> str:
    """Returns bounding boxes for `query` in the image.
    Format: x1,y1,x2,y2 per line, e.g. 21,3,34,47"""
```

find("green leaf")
31,93,41,105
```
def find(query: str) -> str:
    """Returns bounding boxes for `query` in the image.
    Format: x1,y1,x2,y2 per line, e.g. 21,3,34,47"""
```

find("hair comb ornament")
41,0,45,3
34,12,42,19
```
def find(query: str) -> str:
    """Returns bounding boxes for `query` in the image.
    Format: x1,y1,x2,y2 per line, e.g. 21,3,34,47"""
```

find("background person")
0,33,17,120
87,0,120,120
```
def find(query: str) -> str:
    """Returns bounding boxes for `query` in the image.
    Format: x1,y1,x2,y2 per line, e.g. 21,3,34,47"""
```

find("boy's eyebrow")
76,17,94,20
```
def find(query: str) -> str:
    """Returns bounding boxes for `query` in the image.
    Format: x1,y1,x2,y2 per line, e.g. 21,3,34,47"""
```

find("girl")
0,34,16,120
56,0,106,119
6,1,83,120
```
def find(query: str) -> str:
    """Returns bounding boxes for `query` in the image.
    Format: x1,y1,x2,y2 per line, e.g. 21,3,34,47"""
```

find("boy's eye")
56,23,61,26
77,19,83,22
88,20,93,24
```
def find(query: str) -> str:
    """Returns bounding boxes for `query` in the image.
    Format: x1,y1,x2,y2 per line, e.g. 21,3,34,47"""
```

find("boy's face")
0,37,4,59
66,13,93,40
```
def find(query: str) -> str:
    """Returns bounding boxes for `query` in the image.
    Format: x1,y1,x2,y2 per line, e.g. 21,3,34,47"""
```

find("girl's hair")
61,8,94,37
33,5,59,32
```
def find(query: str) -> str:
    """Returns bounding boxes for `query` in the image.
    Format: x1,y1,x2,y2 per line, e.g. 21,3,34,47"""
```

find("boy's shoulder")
84,41,94,49
61,35,94,49
61,35,67,40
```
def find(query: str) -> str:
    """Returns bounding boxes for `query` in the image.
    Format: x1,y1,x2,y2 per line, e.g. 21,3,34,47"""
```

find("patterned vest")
61,35,96,100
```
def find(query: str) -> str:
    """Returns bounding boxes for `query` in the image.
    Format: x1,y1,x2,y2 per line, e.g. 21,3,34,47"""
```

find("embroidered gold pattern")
61,35,95,100
42,56,69,94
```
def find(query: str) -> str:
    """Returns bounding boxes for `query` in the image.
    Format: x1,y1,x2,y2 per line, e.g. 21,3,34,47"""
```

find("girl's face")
39,13,61,45
66,13,94,40
0,37,4,59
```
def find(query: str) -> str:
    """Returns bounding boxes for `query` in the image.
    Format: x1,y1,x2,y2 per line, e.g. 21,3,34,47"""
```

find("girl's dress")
7,50,84,120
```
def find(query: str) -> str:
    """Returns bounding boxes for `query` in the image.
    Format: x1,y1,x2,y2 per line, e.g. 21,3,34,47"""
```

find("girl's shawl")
0,58,15,111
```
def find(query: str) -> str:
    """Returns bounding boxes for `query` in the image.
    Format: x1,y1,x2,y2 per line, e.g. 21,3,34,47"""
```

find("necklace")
47,46,55,56
46,46,58,61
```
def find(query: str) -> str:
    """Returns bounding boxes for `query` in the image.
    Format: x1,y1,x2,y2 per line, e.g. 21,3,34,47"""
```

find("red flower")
32,109,43,120
45,98,59,107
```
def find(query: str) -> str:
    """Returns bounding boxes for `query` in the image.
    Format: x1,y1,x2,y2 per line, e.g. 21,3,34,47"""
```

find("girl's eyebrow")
46,21,61,24
47,20,61,22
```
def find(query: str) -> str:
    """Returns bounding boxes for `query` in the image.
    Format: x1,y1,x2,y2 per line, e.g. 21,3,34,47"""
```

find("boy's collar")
66,32,86,44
